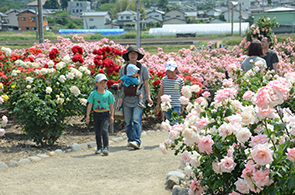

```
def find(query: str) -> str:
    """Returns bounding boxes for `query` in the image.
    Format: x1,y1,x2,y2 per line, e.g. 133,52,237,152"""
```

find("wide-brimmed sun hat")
122,45,144,61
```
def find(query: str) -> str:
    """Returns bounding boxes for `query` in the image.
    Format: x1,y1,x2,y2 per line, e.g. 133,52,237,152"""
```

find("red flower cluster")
107,80,118,89
71,45,83,55
72,54,84,63
184,76,204,97
91,46,122,76
26,48,42,55
49,48,59,60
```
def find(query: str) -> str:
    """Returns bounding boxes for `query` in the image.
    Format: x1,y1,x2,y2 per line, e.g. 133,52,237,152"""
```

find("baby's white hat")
127,64,140,76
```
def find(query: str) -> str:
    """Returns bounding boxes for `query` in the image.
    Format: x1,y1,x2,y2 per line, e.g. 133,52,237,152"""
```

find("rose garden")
0,17,295,194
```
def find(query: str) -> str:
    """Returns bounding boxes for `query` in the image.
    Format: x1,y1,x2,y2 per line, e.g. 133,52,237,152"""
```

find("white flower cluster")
62,55,71,64
78,66,91,75
58,75,66,83
67,68,82,79
79,98,87,106
26,77,34,83
1,47,12,56
69,86,80,97
46,86,52,94
11,70,21,76
56,62,66,70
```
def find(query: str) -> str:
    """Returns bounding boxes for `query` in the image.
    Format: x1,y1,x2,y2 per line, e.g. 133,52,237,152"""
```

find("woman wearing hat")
118,45,153,149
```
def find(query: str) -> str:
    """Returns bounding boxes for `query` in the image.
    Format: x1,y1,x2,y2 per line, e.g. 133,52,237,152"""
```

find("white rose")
26,77,34,83
240,111,255,125
26,85,31,89
31,62,39,68
46,86,52,94
47,60,55,68
161,101,171,112
58,75,66,83
66,72,75,80
62,55,71,63
56,97,64,104
236,127,251,143
40,68,48,75
56,62,65,70
79,98,87,106
181,86,192,99
69,86,80,97
190,85,200,93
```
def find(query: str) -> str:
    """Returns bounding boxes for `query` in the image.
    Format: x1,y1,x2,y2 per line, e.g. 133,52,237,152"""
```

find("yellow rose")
0,83,3,89
1,95,9,101
11,85,16,89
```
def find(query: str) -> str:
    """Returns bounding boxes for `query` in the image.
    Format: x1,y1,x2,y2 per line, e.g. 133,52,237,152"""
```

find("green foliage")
43,0,61,9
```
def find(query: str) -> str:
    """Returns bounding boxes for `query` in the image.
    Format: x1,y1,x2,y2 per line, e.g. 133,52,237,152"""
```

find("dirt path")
0,131,180,195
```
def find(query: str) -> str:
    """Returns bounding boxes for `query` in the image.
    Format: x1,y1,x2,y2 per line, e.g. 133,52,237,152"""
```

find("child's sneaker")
95,149,102,155
116,105,122,111
137,101,146,108
103,148,109,156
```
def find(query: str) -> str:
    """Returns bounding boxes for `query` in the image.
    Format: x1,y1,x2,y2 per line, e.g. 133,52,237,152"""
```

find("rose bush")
160,62,295,194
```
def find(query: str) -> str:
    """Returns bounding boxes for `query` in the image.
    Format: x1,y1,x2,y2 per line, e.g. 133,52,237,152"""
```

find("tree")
99,3,116,11
60,0,69,10
43,0,61,9
157,0,168,8
0,6,9,13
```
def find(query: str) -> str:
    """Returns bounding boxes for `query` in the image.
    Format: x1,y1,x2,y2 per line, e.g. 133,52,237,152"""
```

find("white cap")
165,61,177,71
95,74,108,83
127,64,140,76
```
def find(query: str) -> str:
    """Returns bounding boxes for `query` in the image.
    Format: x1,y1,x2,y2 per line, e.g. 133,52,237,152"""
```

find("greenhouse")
59,29,125,35
148,23,250,36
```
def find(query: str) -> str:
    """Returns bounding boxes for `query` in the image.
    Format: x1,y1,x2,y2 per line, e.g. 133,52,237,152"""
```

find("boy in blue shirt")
117,64,146,110
86,74,115,155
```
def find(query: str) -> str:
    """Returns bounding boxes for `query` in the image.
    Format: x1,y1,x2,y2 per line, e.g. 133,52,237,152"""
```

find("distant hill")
1,0,34,12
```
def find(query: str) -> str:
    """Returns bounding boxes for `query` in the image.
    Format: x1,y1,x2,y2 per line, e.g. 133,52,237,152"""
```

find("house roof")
5,9,21,15
185,12,197,17
16,9,36,16
0,12,8,17
144,15,162,22
166,8,187,15
81,11,110,17
163,17,186,22
146,9,165,15
265,7,295,12
117,10,138,16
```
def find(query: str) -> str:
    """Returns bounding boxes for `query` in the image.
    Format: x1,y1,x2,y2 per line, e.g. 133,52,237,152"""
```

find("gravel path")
0,131,180,195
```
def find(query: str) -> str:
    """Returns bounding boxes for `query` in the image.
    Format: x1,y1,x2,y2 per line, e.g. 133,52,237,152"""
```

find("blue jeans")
122,104,143,146
164,106,181,125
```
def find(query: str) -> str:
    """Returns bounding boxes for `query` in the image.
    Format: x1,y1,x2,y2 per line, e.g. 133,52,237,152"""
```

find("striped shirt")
160,76,184,107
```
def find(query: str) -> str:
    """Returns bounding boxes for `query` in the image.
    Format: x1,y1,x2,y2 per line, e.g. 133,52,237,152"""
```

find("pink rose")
252,169,273,187
195,117,209,130
181,151,191,164
215,88,237,103
189,178,204,195
229,191,241,195
220,156,236,173
202,91,210,98
198,135,214,154
251,144,273,165
179,96,190,105
234,178,250,194
255,107,277,120
253,87,270,110
243,90,254,101
0,128,5,136
159,143,166,154
286,148,295,161
161,95,171,103
241,163,255,182
168,130,180,141
249,134,269,147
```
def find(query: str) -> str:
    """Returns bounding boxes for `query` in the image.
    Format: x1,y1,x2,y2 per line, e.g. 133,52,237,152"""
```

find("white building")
5,9,20,27
81,11,112,29
238,0,251,11
68,1,91,17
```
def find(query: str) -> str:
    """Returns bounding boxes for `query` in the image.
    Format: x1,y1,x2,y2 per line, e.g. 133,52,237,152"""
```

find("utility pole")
231,3,233,36
136,0,140,48
35,7,38,41
38,0,44,43
239,3,241,36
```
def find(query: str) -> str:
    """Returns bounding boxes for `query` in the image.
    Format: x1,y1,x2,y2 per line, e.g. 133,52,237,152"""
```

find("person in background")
86,74,115,156
261,35,279,74
241,40,267,72
153,61,184,125
117,45,153,150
